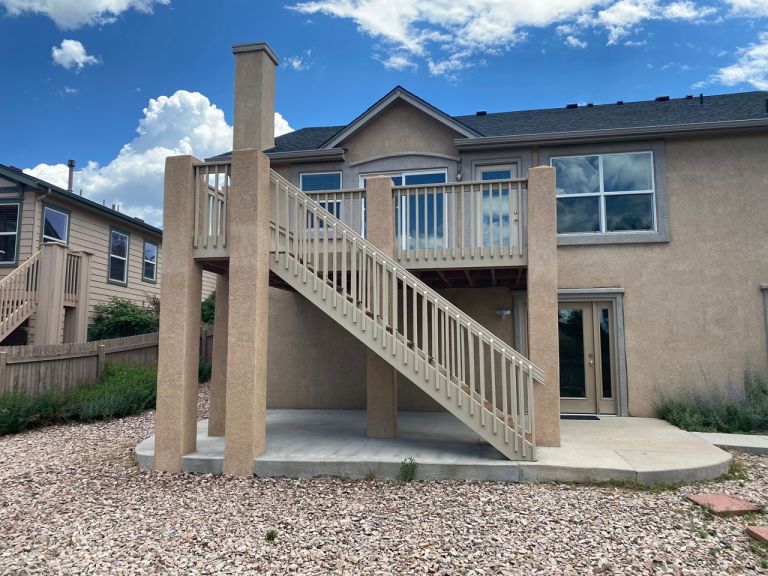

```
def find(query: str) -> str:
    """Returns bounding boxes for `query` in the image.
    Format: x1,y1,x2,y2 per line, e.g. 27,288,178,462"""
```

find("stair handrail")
269,169,545,385
0,250,42,332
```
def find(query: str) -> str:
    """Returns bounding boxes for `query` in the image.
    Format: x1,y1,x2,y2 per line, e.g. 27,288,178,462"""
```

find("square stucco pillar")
223,149,271,476
365,176,398,438
155,155,204,472
527,166,561,447
233,42,278,152
34,243,67,345
208,273,229,437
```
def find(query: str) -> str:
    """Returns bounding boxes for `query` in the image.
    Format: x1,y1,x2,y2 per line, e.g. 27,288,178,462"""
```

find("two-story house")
150,42,768,476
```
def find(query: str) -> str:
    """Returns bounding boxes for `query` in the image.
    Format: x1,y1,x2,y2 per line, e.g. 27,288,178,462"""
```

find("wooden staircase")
0,251,41,343
268,171,543,461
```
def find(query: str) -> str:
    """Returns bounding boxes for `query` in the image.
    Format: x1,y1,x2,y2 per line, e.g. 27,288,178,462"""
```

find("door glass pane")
401,193,444,249
559,309,586,398
481,169,512,181
556,197,600,233
552,156,600,195
605,194,653,231
599,308,613,399
403,172,446,185
603,152,653,192
481,185,510,246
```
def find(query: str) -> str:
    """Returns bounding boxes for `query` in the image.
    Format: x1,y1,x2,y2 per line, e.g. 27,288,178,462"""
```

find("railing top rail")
392,177,528,191
304,187,366,195
193,160,232,168
269,170,544,383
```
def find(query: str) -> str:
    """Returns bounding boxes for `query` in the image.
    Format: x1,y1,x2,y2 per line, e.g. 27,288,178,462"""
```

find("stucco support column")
526,166,561,447
223,149,271,475
34,243,67,345
365,176,398,438
208,273,229,436
233,42,278,151
155,155,204,472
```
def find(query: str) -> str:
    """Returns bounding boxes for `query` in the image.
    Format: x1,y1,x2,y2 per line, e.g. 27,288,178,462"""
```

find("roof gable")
320,86,481,149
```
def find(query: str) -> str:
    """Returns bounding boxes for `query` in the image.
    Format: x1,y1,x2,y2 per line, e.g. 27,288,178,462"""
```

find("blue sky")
0,0,766,225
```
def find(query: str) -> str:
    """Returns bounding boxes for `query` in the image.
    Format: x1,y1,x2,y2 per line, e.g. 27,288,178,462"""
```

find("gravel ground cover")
0,386,766,575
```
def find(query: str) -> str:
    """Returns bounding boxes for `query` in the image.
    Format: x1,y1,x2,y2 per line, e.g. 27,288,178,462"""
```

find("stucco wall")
555,133,768,416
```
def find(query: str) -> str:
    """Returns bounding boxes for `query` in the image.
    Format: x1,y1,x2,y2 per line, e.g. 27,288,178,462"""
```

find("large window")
0,203,19,265
551,152,655,235
108,229,130,285
42,205,70,244
300,172,343,227
142,240,158,283
360,170,448,250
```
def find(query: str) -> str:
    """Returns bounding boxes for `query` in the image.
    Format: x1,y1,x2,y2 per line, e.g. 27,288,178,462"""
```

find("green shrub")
199,359,212,383
657,369,768,433
0,363,157,436
201,291,216,325
89,298,159,341
399,457,417,482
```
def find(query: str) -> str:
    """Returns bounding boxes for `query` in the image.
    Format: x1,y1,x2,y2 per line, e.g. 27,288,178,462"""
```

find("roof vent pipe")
765,98,768,114
66,159,75,193
566,103,578,109
476,110,487,116
699,93,704,105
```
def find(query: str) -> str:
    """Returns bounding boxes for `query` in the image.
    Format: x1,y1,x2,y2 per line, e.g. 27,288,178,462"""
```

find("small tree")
89,298,159,341
201,291,216,325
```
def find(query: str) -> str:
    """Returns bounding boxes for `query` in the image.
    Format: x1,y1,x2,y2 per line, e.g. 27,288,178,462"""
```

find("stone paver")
746,525,768,544
688,493,761,516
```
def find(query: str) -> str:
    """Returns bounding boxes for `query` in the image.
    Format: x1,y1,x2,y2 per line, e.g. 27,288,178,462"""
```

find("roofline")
320,86,481,150
0,164,163,236
453,118,768,150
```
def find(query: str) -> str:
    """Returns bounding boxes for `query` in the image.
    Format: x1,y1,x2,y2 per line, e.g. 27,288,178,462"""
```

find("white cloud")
565,35,588,48
379,53,418,70
702,31,768,89
726,0,768,17
61,85,78,94
0,0,169,29
51,39,99,71
290,0,726,75
25,91,294,227
285,49,313,71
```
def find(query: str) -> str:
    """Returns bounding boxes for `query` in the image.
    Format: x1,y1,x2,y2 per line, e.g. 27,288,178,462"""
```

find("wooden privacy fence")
0,327,216,397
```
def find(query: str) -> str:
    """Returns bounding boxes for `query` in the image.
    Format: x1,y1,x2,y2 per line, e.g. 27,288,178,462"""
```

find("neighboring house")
152,43,768,474
0,164,215,345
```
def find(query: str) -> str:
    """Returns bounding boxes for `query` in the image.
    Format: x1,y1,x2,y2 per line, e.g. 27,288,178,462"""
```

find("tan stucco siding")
343,100,461,166
556,133,768,416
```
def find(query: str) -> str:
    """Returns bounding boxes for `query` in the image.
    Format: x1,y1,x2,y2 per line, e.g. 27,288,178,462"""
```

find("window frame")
107,227,130,287
299,171,343,192
141,239,158,284
0,201,20,267
540,141,669,246
41,203,71,246
358,168,448,188
300,171,344,231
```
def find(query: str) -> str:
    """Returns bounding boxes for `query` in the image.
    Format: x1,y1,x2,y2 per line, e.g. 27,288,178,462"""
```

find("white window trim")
358,168,448,188
109,230,130,284
551,151,657,236
299,171,343,192
142,241,158,282
42,206,70,245
0,203,20,264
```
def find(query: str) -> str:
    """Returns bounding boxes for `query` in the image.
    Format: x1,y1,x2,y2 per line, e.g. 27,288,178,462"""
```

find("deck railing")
269,170,540,459
393,179,526,268
64,252,81,305
0,251,41,340
194,162,230,259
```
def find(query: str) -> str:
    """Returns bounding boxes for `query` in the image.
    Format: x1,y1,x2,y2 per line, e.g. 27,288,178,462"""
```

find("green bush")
199,358,212,383
0,363,157,436
89,298,159,341
201,291,216,325
399,457,417,482
657,369,768,433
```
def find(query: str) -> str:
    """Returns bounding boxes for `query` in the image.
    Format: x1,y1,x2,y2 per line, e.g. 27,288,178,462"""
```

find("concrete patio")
136,411,733,485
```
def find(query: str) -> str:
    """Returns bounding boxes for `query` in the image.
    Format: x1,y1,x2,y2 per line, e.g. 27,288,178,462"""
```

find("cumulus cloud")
726,0,768,17
290,0,726,75
0,0,169,29
379,53,418,70
52,39,99,71
285,49,313,71
701,31,768,89
25,91,294,226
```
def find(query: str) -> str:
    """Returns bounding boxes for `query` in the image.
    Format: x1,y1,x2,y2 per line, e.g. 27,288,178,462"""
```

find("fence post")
0,351,7,395
96,344,106,380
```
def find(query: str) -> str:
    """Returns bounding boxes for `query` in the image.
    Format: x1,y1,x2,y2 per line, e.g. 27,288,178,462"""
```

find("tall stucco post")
365,176,398,438
526,166,561,447
222,42,277,476
34,243,67,345
208,273,229,436
155,155,204,472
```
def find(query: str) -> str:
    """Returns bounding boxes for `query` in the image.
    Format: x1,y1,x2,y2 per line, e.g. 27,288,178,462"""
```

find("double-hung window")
300,172,342,229
361,170,447,250
551,152,656,235
142,240,158,283
0,203,20,265
42,205,70,245
108,228,130,285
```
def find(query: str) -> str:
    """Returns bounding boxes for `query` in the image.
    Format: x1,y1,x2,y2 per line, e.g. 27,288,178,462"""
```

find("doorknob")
588,360,594,366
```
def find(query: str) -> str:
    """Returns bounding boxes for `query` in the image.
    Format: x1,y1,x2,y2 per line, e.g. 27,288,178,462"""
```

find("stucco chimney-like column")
232,42,278,152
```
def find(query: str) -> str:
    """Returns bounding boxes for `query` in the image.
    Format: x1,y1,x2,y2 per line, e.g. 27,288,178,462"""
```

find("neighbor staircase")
0,251,41,343
268,171,543,460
